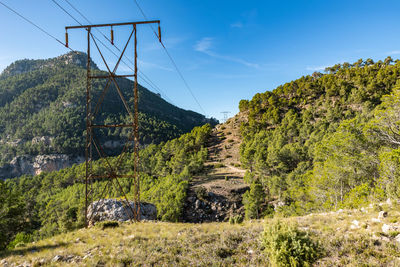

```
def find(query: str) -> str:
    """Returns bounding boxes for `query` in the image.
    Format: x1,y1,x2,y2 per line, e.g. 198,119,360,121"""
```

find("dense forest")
239,57,400,217
0,124,211,250
0,52,217,166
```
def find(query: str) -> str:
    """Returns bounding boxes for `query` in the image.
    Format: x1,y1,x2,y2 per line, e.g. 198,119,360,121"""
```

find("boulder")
382,224,395,234
87,199,157,223
378,211,388,220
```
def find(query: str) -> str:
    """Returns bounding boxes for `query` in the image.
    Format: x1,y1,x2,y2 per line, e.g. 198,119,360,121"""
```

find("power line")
132,0,207,116
0,0,73,51
58,0,174,104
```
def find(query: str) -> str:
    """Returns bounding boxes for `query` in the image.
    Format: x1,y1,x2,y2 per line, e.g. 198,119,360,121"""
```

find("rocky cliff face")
0,154,84,179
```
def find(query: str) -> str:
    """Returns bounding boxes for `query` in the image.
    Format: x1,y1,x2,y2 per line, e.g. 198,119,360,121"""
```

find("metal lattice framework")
65,20,161,226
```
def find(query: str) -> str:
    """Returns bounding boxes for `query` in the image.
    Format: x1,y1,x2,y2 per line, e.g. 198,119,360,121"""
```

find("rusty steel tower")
65,20,161,225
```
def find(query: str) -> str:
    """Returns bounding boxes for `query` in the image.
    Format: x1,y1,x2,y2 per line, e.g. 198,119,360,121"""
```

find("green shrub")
373,204,383,212
221,126,226,130
243,180,265,219
227,139,234,143
7,232,32,249
342,183,370,209
260,221,322,267
96,221,119,230
214,163,225,168
229,215,243,224
215,247,234,258
194,186,207,200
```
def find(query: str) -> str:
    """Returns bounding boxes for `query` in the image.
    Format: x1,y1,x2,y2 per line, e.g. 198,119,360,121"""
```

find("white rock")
337,209,344,213
387,198,392,205
382,224,394,233
350,220,360,229
87,199,157,223
395,234,400,243
371,218,381,223
52,255,63,262
247,249,254,254
378,211,388,220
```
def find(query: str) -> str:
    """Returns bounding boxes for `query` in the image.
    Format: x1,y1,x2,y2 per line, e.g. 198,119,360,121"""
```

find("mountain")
0,51,217,178
238,57,400,217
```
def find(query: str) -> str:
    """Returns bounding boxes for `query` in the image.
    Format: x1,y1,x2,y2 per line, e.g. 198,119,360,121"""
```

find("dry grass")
1,222,265,266
3,203,400,266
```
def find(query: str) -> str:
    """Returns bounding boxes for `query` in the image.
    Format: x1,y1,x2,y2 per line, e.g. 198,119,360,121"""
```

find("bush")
260,221,322,267
194,186,207,200
214,163,225,168
243,180,265,219
342,183,370,209
7,232,32,249
96,221,119,230
229,215,243,224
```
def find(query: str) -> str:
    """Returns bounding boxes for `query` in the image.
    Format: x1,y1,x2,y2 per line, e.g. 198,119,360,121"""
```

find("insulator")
111,27,114,45
158,25,162,42
65,32,69,48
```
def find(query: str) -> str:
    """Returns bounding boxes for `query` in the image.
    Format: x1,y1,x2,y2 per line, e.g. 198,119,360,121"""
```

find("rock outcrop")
87,199,157,224
183,184,248,223
0,154,84,179
0,51,98,80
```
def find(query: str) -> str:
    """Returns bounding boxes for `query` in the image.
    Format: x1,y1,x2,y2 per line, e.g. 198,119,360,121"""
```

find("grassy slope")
2,202,400,266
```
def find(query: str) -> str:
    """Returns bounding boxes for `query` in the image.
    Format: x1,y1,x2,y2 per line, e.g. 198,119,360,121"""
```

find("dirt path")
182,115,249,222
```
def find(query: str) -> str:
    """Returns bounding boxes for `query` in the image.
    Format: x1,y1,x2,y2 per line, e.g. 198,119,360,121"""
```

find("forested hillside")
239,57,400,217
0,52,217,177
0,124,212,250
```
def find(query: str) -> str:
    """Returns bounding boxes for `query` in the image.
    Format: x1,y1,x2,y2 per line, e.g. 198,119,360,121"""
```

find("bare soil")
182,114,249,222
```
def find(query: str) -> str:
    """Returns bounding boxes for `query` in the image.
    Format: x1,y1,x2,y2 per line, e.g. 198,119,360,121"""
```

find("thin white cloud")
194,37,214,52
388,50,400,55
306,66,327,71
138,59,173,72
230,22,243,28
194,37,259,69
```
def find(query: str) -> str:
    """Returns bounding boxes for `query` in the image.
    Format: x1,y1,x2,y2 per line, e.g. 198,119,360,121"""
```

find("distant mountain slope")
0,51,217,178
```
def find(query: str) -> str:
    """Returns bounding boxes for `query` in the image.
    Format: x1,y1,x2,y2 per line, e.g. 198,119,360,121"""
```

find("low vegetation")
2,202,400,266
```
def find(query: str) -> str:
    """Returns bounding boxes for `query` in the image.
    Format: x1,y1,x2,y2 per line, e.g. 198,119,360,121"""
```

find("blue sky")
1,0,400,121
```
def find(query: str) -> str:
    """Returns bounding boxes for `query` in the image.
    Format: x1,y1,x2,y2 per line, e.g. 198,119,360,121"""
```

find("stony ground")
183,115,249,222
3,201,400,266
